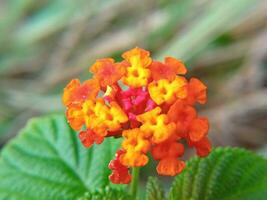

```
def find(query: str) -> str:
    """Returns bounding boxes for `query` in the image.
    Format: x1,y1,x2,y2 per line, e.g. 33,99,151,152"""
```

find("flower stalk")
130,167,140,199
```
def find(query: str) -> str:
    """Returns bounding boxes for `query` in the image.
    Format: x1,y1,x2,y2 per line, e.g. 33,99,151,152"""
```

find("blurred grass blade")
157,0,262,61
13,0,80,45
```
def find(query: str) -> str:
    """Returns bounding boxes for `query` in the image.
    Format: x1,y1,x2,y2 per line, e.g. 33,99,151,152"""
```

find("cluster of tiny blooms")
62,47,211,184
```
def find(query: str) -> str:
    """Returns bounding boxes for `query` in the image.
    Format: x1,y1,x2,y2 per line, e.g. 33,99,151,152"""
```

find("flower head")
62,47,211,184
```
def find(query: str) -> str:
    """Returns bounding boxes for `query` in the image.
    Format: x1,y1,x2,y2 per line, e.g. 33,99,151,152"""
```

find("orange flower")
137,107,176,143
185,78,207,105
66,104,84,131
109,149,131,184
157,158,185,176
189,137,212,157
167,100,197,122
167,100,197,137
152,140,185,176
122,47,152,87
122,47,152,69
90,58,126,87
167,100,209,142
62,47,211,184
79,129,104,148
150,57,187,81
148,77,187,105
62,79,99,107
152,140,184,160
189,118,209,142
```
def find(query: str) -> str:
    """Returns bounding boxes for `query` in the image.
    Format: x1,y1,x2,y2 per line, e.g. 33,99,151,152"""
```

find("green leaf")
0,114,122,200
169,147,267,200
146,177,166,200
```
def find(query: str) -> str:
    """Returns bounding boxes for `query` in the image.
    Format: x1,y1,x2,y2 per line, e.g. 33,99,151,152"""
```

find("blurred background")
0,0,267,162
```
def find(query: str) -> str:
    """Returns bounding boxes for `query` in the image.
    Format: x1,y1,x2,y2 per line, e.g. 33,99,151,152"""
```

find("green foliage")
146,177,166,200
169,147,267,200
0,114,123,200
1,114,267,200
77,186,131,200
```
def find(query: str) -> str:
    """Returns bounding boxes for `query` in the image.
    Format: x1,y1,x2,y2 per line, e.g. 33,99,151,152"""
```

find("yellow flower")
122,47,152,87
137,107,176,143
120,128,150,167
148,76,187,105
83,99,128,136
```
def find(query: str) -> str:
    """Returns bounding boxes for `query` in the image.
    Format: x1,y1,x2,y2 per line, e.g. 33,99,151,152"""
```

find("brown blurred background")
0,0,267,155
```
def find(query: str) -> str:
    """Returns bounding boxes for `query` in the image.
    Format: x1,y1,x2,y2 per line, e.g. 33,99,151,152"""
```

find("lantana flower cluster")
62,47,211,184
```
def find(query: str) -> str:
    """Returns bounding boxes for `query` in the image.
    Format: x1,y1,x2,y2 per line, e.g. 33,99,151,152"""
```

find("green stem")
130,167,140,199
